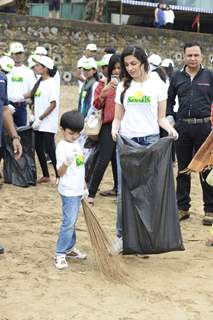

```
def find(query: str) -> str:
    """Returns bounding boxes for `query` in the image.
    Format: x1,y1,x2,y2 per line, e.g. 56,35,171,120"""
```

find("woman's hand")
111,127,119,141
167,126,179,140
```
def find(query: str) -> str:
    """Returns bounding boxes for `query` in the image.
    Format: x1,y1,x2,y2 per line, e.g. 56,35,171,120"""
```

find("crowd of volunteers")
0,40,212,268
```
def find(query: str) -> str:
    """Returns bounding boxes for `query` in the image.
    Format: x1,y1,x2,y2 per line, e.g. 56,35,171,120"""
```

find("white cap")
86,43,97,51
9,42,24,54
97,54,113,67
34,46,48,56
33,55,54,69
80,57,97,70
0,56,14,72
148,54,162,67
161,58,174,68
27,54,38,69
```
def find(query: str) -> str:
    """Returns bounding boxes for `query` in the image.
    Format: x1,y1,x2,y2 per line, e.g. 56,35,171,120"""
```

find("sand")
0,86,213,320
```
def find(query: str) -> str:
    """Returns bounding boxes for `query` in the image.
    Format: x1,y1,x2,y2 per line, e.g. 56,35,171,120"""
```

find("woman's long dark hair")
107,53,121,84
153,67,167,83
48,65,57,78
120,46,149,104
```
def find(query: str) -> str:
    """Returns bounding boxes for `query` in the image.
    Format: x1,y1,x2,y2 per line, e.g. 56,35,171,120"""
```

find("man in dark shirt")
0,71,22,254
167,42,213,225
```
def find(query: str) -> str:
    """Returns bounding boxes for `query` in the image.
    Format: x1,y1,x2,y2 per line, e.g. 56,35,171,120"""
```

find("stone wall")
0,13,213,84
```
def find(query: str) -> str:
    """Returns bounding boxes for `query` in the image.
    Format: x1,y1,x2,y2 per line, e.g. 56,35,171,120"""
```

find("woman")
87,54,121,205
78,57,99,163
24,55,59,183
111,46,178,252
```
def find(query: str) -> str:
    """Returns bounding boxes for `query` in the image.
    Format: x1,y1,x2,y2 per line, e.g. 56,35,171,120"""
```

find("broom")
81,199,128,281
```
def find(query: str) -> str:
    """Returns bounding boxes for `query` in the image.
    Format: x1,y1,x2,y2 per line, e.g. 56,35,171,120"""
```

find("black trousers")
89,123,118,198
175,120,213,212
34,131,58,178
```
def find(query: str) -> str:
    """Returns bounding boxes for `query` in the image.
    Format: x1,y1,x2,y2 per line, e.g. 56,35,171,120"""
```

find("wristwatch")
12,135,21,141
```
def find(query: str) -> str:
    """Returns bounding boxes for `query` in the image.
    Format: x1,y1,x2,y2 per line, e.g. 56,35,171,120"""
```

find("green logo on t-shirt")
75,154,84,167
127,91,151,104
35,89,41,97
12,75,23,82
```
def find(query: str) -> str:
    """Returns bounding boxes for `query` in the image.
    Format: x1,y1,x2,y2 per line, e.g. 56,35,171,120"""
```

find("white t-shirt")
7,65,36,102
77,55,87,93
56,140,85,197
115,73,167,138
34,77,59,133
164,10,175,24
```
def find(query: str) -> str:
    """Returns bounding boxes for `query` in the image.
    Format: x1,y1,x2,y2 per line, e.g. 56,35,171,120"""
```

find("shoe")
37,177,50,184
0,245,4,254
99,188,117,197
202,212,213,226
66,247,87,260
178,210,190,221
54,255,68,269
112,237,123,254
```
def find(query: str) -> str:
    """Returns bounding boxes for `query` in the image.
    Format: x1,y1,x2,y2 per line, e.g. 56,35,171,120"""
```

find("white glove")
168,127,179,141
32,118,42,130
7,104,16,114
81,189,89,199
64,155,75,166
29,114,35,124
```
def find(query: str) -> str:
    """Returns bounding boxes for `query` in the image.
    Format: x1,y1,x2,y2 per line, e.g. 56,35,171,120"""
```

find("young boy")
55,110,87,269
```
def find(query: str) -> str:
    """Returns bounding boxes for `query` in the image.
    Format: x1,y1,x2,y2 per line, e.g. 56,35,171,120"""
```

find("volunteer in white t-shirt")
75,43,97,93
7,42,36,127
111,46,179,253
164,5,175,29
24,55,60,183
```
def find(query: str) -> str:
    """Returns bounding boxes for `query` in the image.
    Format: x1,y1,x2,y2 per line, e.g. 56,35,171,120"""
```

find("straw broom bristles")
81,199,128,281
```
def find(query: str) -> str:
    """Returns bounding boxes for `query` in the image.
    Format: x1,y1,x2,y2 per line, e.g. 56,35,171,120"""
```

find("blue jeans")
11,102,27,127
56,195,81,256
116,134,160,238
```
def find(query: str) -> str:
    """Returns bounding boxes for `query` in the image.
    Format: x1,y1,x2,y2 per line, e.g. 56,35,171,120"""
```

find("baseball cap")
148,54,162,67
81,58,97,70
32,55,54,69
0,56,14,72
27,54,38,69
33,46,48,56
161,58,174,68
86,43,97,52
97,54,113,67
9,42,25,54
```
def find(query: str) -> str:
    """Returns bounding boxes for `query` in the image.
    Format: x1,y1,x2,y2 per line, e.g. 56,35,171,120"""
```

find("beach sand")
0,86,212,320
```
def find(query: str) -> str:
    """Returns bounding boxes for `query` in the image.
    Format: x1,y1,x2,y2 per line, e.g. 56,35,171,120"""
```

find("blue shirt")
0,71,8,147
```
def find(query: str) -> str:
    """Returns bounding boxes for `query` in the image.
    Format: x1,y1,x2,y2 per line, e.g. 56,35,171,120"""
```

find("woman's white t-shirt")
34,77,59,133
56,140,85,197
115,73,167,138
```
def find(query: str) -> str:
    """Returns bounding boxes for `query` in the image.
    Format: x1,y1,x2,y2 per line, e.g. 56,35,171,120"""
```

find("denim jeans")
56,194,81,256
11,102,27,127
116,134,160,238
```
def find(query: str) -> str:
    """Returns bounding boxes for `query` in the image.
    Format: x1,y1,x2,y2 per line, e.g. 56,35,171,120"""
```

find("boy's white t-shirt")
7,65,36,101
56,140,85,197
34,77,59,133
115,73,167,138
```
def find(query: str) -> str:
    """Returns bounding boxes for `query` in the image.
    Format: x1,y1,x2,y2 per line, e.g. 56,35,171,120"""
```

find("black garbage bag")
3,126,37,187
85,144,100,184
117,135,184,255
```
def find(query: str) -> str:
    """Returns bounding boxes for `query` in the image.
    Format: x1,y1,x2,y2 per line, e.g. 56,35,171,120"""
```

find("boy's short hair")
60,110,84,132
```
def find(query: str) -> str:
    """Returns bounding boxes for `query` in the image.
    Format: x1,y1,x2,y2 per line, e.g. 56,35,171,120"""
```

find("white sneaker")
66,247,87,260
112,237,123,254
55,255,68,269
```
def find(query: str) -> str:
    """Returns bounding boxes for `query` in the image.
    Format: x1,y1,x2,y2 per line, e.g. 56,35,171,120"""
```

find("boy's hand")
82,189,89,199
